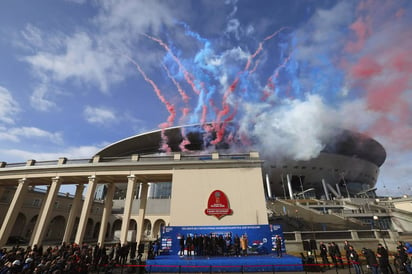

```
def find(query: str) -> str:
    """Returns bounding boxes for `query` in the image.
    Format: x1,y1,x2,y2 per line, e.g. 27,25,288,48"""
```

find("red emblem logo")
204,190,233,219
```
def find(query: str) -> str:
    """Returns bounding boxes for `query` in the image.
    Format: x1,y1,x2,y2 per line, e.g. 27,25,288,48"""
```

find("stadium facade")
0,124,388,248
97,124,386,200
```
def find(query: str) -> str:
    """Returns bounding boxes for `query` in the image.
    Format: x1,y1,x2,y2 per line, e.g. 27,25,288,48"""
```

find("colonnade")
0,175,149,248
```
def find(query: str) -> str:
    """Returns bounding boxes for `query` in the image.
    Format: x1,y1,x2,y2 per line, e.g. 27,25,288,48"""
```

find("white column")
120,175,137,244
265,173,272,199
32,177,62,246
29,185,51,246
136,182,149,246
0,178,30,247
75,176,97,244
98,183,116,245
62,184,84,244
286,174,294,199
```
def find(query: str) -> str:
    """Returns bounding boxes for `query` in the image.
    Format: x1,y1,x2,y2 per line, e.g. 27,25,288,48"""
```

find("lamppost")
373,215,388,251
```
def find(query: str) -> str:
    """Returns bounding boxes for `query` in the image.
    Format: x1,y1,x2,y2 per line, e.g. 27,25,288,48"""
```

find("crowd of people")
2,238,411,273
0,242,137,273
317,240,412,274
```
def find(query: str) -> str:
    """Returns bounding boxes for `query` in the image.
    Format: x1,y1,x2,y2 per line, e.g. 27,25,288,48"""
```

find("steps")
267,199,368,231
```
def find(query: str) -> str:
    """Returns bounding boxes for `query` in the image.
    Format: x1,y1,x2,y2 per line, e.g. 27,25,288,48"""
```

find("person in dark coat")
344,240,351,266
348,245,362,274
179,235,185,256
376,243,392,274
234,234,241,257
275,235,282,257
319,241,330,269
363,248,379,274
396,244,412,274
186,234,193,256
333,242,344,268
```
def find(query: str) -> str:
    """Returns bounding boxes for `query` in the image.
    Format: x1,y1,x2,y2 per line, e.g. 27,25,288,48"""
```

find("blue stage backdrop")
160,224,285,255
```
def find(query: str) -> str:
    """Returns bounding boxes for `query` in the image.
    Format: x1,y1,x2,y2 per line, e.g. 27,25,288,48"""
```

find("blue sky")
0,0,411,196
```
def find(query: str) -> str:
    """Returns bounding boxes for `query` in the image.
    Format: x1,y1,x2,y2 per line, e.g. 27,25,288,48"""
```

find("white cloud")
21,0,181,109
30,84,57,111
24,32,126,93
0,86,20,124
84,106,116,125
0,145,101,163
21,24,44,49
19,24,64,53
95,0,175,37
294,1,355,64
0,126,63,144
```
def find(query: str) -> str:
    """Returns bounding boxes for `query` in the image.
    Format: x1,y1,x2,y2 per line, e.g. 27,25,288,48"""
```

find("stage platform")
145,254,304,273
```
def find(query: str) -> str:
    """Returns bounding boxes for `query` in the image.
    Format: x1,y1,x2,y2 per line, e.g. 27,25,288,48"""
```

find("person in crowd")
203,234,210,256
376,243,393,274
92,242,101,270
233,234,241,257
344,240,351,267
119,242,130,265
179,234,185,256
240,234,248,256
319,241,330,270
396,244,412,274
193,234,202,256
363,248,379,274
332,242,344,268
224,234,232,256
348,245,362,274
186,234,193,256
275,235,282,258
153,240,160,257
328,242,339,268
114,242,121,263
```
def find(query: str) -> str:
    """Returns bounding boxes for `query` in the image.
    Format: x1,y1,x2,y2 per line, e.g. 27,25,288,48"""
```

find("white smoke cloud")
239,94,340,161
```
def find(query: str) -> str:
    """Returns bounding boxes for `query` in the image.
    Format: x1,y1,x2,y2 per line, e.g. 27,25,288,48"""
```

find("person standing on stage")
234,234,241,257
186,234,193,256
275,235,282,257
240,234,248,256
179,235,185,256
